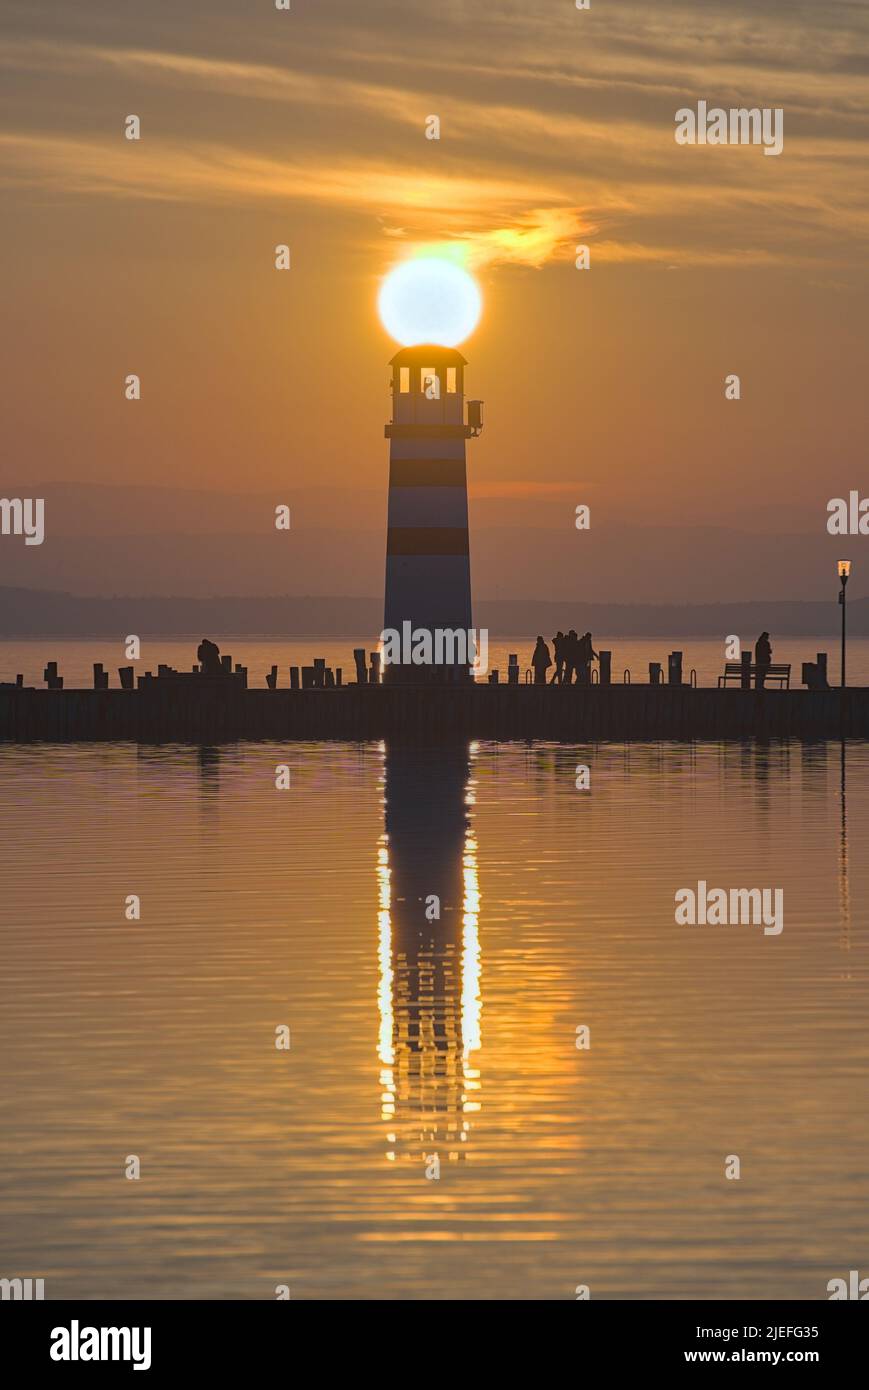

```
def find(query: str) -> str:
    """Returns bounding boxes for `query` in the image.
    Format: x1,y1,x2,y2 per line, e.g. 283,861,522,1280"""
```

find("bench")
718,662,791,689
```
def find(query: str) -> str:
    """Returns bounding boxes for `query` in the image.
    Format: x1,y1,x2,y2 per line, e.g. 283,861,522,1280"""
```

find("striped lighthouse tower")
383,344,483,683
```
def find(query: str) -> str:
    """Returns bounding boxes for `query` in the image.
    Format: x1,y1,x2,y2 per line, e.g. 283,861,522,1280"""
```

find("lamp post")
838,559,851,688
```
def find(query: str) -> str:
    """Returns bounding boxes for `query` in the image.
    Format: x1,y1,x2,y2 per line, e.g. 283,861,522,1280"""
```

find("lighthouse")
383,344,484,682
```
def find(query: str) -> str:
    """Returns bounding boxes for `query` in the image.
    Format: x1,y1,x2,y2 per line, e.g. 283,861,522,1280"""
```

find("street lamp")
838,559,851,687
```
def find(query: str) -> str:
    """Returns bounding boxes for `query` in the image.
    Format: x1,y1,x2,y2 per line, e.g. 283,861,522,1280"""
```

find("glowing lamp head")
839,559,852,579
378,258,481,348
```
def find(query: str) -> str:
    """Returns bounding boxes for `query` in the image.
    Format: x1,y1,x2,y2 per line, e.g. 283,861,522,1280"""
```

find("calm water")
1,737,867,1300
2,636,867,688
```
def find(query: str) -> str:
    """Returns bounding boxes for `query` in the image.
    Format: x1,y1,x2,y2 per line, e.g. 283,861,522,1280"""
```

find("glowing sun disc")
378,259,482,347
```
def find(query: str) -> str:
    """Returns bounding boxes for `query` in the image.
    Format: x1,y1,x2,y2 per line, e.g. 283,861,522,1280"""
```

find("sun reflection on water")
376,744,482,1163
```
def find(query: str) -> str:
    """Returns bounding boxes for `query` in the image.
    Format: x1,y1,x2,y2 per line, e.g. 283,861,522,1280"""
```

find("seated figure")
197,638,223,676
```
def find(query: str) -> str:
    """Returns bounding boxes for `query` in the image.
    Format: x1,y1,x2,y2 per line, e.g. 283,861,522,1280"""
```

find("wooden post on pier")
740,651,752,690
93,663,109,690
335,668,342,687
369,651,381,685
599,651,611,685
507,654,519,686
313,658,326,689
354,649,367,685
649,662,662,686
668,651,683,685
43,661,63,690
266,665,278,690
119,666,134,691
290,666,299,689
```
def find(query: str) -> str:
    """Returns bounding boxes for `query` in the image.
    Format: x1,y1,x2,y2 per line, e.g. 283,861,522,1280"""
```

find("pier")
2,682,868,743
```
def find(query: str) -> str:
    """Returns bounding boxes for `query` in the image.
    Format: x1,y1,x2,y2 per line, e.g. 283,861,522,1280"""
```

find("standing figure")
531,636,552,685
577,631,599,686
551,632,565,684
755,631,772,689
563,630,579,685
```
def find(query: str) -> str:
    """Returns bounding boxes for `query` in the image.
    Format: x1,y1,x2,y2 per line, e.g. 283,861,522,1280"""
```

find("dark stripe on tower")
389,459,467,487
386,527,470,556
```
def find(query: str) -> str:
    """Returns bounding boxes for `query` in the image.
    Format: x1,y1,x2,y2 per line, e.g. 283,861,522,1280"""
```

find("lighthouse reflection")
377,742,482,1165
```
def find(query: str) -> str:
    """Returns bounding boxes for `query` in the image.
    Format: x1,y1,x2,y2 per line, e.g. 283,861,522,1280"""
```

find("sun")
378,258,482,348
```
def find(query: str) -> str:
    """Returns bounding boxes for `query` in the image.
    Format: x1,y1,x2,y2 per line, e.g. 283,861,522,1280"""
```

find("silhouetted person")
563,629,579,685
551,631,566,684
531,636,552,685
755,632,772,689
577,631,599,686
197,638,222,676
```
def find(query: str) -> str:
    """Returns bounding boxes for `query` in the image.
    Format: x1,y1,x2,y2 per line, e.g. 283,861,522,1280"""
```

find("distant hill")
0,586,864,640
0,482,862,605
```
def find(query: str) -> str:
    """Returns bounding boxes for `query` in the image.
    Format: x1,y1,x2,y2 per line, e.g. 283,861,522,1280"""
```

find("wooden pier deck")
2,683,868,743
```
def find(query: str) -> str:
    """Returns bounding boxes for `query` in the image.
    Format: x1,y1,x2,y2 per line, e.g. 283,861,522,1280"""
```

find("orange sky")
2,0,868,600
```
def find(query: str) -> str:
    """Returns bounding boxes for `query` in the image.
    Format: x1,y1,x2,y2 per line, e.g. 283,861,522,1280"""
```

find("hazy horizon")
1,480,865,605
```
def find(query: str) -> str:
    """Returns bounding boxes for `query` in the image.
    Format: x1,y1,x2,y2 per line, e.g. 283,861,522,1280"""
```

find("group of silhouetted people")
531,631,599,685
532,630,776,688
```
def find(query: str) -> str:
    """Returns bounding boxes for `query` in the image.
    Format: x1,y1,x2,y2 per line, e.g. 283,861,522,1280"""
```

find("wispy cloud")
0,131,587,267
2,6,869,270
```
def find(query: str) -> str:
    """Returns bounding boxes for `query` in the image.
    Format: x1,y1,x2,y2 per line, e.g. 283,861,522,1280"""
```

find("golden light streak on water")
2,737,868,1298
